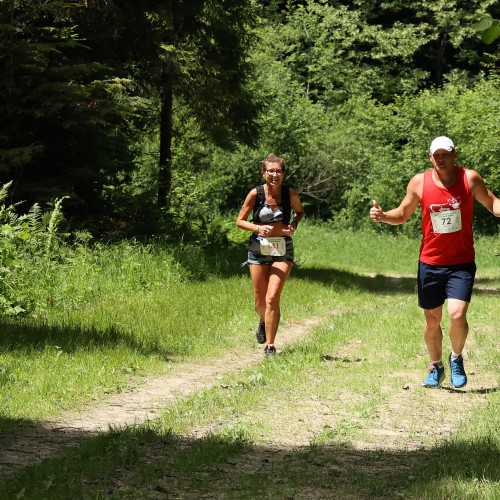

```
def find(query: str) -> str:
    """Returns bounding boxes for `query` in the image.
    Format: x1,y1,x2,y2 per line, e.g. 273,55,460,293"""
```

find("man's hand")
370,200,384,223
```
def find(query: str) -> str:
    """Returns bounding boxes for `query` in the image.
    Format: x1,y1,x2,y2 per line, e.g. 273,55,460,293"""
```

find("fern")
0,181,13,205
0,182,73,315
45,196,69,257
27,203,44,232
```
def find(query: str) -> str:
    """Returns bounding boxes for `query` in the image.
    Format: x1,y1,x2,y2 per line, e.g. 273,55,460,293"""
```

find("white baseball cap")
430,136,455,154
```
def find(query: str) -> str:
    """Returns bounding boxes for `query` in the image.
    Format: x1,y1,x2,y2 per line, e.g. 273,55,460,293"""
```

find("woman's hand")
256,223,293,237
281,224,296,235
256,224,274,236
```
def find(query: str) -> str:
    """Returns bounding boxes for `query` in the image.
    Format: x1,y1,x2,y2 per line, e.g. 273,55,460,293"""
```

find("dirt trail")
0,309,496,487
0,317,323,475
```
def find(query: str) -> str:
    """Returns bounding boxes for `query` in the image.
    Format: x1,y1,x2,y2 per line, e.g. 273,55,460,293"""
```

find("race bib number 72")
430,209,462,234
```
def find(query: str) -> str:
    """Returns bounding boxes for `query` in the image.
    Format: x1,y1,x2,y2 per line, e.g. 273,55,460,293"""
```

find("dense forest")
1,0,499,240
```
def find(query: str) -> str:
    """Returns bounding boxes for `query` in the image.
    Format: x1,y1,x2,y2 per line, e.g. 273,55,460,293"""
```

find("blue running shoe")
449,354,467,388
256,320,266,344
422,363,445,388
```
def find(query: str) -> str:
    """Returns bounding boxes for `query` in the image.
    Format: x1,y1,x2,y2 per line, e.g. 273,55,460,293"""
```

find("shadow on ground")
0,318,174,359
210,246,500,296
293,266,417,294
0,419,498,499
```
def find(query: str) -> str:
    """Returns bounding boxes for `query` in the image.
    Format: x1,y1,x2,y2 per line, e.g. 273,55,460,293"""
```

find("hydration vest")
253,184,291,225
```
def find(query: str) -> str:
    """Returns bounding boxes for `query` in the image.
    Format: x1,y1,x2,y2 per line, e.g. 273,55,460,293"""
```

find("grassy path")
0,317,324,474
1,290,498,498
0,228,498,498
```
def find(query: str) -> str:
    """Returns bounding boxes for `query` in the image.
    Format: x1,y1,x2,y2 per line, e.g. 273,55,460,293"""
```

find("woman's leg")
264,261,293,344
249,263,271,325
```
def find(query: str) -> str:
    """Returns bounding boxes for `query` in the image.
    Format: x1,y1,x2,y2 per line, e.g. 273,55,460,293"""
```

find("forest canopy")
1,0,499,238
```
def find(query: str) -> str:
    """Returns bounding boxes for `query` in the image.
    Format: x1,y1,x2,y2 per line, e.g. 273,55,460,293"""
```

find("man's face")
429,149,457,170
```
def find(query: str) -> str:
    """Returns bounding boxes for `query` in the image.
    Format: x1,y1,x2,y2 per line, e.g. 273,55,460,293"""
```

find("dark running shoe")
264,345,277,356
256,319,266,344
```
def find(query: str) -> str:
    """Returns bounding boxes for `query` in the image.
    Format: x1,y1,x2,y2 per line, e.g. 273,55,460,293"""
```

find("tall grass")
0,222,498,498
1,223,498,425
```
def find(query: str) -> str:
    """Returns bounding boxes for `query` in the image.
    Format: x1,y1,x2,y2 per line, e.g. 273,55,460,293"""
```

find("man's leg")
423,306,444,362
421,306,446,388
447,298,469,354
447,298,469,388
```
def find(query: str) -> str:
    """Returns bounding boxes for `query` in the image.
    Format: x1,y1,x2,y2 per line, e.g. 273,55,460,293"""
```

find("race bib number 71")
259,237,286,256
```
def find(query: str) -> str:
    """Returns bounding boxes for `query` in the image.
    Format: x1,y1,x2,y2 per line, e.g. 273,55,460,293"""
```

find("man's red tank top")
419,167,475,266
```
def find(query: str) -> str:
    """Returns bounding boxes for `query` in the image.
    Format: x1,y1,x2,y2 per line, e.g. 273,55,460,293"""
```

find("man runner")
370,136,500,388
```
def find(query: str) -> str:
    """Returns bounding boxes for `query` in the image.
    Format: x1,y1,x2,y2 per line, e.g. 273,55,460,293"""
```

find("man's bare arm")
370,174,422,225
468,169,500,217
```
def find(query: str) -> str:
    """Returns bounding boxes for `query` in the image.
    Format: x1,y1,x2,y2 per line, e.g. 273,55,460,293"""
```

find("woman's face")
262,161,284,186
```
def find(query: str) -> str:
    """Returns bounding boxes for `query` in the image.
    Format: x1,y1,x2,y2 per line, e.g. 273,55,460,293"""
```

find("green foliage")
266,1,429,105
7,235,213,317
115,0,261,207
259,0,499,105
0,0,149,225
473,16,500,44
1,0,498,239
0,182,69,315
166,169,228,245
0,176,219,316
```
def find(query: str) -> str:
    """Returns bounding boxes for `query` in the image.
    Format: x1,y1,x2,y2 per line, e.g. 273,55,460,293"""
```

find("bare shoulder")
246,187,258,200
240,187,258,209
464,168,489,197
407,172,425,195
410,172,425,183
288,187,302,202
464,167,483,183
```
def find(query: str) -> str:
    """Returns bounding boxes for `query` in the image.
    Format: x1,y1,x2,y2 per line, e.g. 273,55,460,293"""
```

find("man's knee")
448,300,469,322
449,308,468,323
424,308,442,329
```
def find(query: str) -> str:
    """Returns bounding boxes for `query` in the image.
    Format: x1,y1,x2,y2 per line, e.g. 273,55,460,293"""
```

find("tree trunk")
158,74,173,208
435,29,448,87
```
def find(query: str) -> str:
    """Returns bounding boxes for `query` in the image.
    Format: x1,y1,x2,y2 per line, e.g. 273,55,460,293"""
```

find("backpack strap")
281,185,291,225
253,185,265,223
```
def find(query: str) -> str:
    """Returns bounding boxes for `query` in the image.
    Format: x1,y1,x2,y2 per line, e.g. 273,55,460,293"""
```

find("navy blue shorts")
417,261,476,310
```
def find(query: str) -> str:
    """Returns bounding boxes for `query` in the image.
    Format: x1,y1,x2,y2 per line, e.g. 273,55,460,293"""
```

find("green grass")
0,224,498,498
